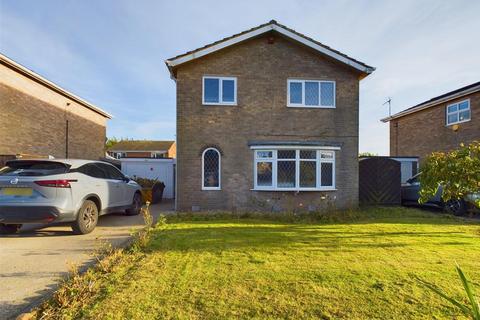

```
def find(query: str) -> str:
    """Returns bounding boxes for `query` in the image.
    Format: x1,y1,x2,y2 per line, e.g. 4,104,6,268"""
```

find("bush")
419,141,480,207
133,177,161,188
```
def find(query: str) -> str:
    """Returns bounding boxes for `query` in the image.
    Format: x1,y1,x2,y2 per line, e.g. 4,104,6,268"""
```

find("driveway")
0,201,173,320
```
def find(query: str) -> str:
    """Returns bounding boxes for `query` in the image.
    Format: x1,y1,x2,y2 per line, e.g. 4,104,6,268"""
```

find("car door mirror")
122,176,131,182
406,178,418,185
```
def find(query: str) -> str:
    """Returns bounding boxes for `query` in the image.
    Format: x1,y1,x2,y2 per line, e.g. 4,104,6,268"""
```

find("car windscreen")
0,161,70,177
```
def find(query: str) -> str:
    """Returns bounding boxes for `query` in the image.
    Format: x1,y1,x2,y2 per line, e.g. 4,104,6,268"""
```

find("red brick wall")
390,91,479,161
0,84,106,160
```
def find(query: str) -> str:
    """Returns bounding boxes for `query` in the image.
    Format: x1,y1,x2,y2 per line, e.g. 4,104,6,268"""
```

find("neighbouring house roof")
0,53,112,119
165,20,375,79
381,81,480,122
108,140,175,152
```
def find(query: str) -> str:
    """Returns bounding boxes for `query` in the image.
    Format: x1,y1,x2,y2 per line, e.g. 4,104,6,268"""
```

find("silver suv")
0,159,142,235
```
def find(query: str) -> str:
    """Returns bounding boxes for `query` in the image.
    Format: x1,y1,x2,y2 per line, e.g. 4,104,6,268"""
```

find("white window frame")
446,99,471,126
202,147,221,190
252,147,337,191
202,76,237,106
287,79,336,108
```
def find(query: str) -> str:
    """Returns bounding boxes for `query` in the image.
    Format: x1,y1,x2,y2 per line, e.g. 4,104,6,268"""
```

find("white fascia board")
166,25,274,67
381,85,480,122
271,25,373,74
249,145,341,150
165,23,373,74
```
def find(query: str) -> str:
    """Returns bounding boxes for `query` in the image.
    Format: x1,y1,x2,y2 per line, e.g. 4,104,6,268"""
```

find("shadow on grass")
147,220,478,254
166,209,480,228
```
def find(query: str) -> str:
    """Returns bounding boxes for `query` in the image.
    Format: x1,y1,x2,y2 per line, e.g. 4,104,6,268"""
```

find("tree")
105,136,120,150
419,141,480,207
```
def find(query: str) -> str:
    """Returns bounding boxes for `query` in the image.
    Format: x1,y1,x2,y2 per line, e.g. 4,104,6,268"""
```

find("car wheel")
0,224,22,234
126,193,142,216
444,199,467,216
71,200,99,235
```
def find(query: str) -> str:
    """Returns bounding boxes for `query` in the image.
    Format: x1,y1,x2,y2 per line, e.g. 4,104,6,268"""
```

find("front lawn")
37,207,480,319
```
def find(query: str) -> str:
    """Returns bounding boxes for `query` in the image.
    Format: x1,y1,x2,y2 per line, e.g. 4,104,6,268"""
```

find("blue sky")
1,0,479,154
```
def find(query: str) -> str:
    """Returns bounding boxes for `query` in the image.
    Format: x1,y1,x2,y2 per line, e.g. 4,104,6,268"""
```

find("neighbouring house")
382,81,479,161
0,53,111,161
107,140,176,159
165,20,374,211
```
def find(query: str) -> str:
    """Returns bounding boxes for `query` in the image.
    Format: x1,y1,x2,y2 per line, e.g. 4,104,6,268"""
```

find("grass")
35,207,480,319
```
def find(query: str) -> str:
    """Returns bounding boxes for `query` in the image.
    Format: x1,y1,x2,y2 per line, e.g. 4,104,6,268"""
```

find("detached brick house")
382,81,479,161
0,53,111,161
108,140,176,159
166,20,374,211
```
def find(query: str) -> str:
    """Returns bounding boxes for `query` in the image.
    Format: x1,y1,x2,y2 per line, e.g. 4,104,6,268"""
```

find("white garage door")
120,159,175,199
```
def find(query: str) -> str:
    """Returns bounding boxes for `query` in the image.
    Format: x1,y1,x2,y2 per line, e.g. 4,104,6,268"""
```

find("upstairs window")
287,80,335,108
202,148,221,190
446,99,471,126
203,76,237,105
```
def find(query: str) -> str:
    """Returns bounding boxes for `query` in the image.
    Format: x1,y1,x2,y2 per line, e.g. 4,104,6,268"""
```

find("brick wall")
390,91,479,161
168,142,176,158
0,83,106,160
175,34,363,211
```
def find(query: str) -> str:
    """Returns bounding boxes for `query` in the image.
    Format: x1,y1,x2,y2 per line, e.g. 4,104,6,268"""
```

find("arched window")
202,148,221,190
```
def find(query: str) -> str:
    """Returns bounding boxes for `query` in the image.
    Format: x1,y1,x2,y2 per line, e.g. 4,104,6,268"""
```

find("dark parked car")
401,173,479,215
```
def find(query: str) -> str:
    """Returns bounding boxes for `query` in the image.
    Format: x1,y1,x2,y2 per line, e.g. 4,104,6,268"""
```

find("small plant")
418,265,480,319
133,177,160,188
132,202,154,250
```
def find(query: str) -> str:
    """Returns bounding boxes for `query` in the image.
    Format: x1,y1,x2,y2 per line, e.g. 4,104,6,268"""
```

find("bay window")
253,149,335,191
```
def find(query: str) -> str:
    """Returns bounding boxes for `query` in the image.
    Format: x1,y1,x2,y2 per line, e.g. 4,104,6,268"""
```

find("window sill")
446,118,471,126
287,104,335,109
202,103,237,106
251,188,337,192
202,187,221,191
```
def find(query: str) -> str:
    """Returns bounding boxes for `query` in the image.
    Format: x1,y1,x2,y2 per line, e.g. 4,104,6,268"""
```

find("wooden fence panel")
359,158,401,205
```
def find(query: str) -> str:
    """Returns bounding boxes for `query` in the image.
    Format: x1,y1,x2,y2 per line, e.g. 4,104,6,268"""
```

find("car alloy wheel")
83,202,98,230
72,200,99,235
445,199,466,216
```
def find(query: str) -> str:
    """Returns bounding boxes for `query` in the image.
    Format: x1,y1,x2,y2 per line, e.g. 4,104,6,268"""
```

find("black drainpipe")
65,102,70,158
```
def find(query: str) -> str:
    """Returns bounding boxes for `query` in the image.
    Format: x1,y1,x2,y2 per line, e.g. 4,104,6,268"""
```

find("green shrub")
419,141,480,207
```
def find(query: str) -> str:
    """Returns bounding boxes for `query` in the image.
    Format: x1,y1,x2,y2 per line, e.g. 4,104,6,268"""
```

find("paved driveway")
0,202,172,320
